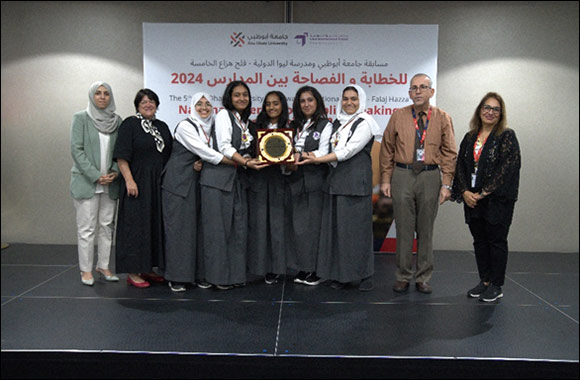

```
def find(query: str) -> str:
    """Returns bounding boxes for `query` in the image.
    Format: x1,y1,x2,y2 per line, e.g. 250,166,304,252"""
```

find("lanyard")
232,111,248,132
411,107,432,146
200,125,211,147
296,119,315,142
232,111,251,144
332,114,361,148
473,132,489,165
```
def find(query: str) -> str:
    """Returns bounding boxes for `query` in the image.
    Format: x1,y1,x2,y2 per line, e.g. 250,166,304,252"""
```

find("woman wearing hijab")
247,91,291,285
286,86,332,286
113,89,173,288
299,85,380,291
161,92,233,292
70,81,122,286
199,81,268,290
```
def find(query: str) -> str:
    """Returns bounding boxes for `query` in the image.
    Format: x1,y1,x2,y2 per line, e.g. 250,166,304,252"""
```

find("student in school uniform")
161,92,234,292
199,81,268,290
299,85,380,291
286,86,332,286
247,91,291,285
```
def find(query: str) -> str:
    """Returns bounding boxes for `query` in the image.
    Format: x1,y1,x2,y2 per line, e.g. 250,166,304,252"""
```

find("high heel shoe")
96,268,119,282
81,272,94,286
127,275,150,288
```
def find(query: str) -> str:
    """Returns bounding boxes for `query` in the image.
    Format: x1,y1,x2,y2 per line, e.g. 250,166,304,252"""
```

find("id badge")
416,148,425,162
471,173,477,188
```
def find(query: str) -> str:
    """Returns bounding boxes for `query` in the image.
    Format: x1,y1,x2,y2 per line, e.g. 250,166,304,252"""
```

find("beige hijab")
86,81,121,134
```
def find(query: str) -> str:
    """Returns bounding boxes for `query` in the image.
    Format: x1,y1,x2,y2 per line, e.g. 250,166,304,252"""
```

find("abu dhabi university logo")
230,32,245,47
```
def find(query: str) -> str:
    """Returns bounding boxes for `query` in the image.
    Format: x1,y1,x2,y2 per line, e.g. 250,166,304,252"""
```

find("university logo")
294,32,308,46
230,32,245,47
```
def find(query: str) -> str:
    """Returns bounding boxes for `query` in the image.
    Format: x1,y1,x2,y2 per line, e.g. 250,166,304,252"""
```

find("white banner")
143,23,438,134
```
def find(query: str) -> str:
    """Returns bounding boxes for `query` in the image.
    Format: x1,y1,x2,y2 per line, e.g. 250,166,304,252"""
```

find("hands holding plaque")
257,128,295,164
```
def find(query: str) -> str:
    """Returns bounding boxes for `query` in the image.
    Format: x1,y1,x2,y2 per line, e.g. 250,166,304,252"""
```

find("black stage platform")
1,244,578,378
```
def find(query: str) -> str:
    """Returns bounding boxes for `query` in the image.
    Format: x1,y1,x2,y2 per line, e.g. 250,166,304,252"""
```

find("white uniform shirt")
331,117,375,163
294,119,332,157
214,109,253,159
174,119,223,166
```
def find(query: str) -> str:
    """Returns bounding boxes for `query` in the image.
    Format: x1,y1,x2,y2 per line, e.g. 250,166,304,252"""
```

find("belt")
396,162,438,171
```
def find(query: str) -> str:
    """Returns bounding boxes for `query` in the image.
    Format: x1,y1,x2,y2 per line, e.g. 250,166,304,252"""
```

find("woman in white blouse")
299,85,380,291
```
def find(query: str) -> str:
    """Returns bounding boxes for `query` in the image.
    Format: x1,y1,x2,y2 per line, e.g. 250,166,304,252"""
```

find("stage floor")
1,244,578,378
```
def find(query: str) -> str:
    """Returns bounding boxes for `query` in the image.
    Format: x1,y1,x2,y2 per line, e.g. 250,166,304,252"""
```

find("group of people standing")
379,74,521,302
70,73,520,302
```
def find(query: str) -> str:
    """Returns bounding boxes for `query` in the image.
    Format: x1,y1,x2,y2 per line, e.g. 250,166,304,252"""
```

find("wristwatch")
441,185,452,191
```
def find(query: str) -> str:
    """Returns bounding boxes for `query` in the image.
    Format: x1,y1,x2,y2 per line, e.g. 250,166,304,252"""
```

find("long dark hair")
222,81,252,122
133,88,160,112
291,86,327,129
469,92,508,137
256,91,289,128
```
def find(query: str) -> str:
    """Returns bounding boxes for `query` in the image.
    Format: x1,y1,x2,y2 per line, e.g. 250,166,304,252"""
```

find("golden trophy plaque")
257,129,295,164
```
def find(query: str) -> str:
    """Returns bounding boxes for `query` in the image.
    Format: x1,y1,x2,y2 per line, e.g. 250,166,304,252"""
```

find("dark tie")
412,112,426,174
417,111,426,131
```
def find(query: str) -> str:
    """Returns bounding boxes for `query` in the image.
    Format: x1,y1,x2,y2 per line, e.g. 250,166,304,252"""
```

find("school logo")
294,32,308,46
230,32,245,47
295,32,349,46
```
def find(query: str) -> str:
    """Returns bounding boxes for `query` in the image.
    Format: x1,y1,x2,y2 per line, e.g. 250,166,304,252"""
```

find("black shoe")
330,280,346,290
196,280,213,289
467,281,489,298
479,285,503,302
303,272,322,286
168,281,187,292
293,271,308,284
359,277,374,292
265,273,280,285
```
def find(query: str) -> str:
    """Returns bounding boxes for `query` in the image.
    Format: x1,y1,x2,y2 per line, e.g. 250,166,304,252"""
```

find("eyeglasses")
409,85,431,93
481,105,501,114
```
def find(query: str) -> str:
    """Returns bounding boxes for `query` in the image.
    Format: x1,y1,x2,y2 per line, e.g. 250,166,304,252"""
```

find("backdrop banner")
143,23,438,135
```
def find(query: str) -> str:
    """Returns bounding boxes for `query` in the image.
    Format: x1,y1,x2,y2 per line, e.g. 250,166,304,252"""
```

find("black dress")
113,116,172,274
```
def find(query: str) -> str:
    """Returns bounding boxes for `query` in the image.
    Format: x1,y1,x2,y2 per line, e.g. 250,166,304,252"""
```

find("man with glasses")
379,73,457,294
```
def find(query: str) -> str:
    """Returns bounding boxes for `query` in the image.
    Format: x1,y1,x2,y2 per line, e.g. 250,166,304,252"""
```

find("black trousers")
468,218,511,287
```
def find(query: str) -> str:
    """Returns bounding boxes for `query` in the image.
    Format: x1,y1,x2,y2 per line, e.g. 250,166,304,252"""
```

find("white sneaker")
480,285,503,302
294,271,308,284
303,272,322,286
168,281,186,292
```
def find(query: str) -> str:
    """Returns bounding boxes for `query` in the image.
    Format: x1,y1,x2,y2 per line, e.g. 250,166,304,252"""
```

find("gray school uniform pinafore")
199,112,250,286
316,118,375,283
161,119,205,283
